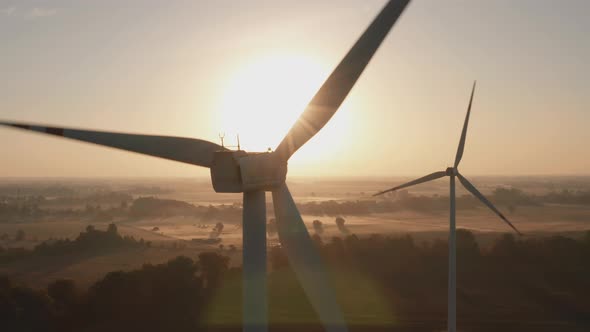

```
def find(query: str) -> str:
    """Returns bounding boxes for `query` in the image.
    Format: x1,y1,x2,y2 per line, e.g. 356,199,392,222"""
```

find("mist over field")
1,176,589,331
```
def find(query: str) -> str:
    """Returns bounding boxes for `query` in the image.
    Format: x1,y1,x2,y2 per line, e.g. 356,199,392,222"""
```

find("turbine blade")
242,191,268,332
454,81,477,168
374,171,447,196
272,184,347,332
275,0,411,161
0,121,224,168
456,172,522,235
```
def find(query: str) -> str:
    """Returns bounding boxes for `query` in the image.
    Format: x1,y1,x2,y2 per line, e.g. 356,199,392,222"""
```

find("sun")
217,52,349,154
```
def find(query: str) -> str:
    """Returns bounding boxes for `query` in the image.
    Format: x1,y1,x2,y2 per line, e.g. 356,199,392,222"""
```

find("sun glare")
217,53,350,155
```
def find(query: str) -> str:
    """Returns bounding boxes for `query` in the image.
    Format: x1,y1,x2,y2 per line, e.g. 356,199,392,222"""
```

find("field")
1,176,589,331
1,176,590,288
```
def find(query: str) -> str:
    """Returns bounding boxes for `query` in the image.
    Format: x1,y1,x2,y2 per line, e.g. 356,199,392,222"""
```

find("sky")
0,0,589,178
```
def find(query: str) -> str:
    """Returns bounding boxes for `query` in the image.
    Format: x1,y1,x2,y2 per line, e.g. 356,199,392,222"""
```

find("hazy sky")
1,0,589,178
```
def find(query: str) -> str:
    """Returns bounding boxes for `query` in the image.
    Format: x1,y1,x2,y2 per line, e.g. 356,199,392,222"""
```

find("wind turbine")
0,1,411,331
374,81,522,332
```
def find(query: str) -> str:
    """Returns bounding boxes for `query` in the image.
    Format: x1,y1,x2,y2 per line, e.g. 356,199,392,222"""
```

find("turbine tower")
374,81,522,332
0,1,412,331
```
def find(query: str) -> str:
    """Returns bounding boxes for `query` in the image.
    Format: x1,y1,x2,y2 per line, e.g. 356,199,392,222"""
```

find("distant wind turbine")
374,81,522,332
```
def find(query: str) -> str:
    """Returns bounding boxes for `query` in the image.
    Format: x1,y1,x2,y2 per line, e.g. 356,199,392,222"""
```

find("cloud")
26,7,58,19
0,7,16,16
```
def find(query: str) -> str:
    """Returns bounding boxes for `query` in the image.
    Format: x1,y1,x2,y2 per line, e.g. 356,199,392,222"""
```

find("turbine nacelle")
210,150,287,193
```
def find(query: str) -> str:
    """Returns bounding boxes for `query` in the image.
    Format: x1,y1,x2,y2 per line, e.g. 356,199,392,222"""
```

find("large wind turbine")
0,1,411,331
374,81,522,332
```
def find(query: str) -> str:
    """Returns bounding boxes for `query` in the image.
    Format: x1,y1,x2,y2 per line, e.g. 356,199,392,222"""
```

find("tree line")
2,230,589,331
0,223,149,264
3,187,590,223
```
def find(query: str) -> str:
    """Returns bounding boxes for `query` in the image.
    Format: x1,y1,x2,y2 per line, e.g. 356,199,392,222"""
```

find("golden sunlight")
217,53,350,154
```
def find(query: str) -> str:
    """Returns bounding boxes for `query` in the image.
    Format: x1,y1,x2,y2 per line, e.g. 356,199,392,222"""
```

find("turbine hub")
445,167,457,176
210,151,287,193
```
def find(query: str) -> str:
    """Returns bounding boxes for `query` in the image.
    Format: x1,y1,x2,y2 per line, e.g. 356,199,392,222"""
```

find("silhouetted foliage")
2,231,590,331
265,230,590,330
0,252,237,331
269,245,290,270
86,255,205,331
335,216,350,235
0,280,54,331
492,187,536,206
48,279,77,307
201,204,219,221
209,222,225,238
15,229,25,241
1,224,149,264
198,252,229,290
33,223,143,256
130,197,196,218
312,219,324,235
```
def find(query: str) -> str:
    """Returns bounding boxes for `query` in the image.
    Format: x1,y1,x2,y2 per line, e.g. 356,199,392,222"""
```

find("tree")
490,233,517,258
269,245,289,270
335,217,350,235
311,233,323,247
88,256,204,331
201,205,219,221
312,219,324,235
107,223,118,234
0,284,53,331
48,279,77,308
15,229,25,241
209,222,225,239
198,252,229,290
456,229,480,261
